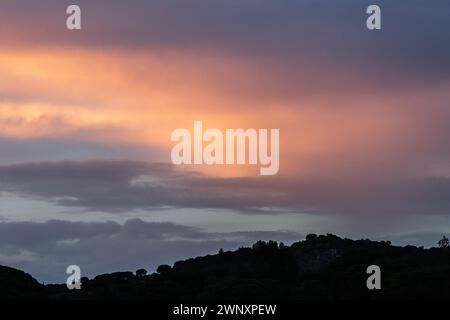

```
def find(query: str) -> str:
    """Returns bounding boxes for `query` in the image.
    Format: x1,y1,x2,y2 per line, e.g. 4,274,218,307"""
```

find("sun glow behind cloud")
1,43,450,179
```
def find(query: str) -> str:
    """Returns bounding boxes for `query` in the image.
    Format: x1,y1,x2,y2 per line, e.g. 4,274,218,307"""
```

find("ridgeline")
2,234,450,300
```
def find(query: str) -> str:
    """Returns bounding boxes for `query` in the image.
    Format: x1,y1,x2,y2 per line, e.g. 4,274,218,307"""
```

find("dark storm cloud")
2,160,450,216
0,218,302,282
1,0,449,88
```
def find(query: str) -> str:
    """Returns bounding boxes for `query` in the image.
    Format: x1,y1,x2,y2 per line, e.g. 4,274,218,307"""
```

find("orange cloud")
1,46,450,179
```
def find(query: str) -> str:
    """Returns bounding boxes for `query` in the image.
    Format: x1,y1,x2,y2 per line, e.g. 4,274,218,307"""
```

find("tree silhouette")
136,269,147,277
306,234,318,241
438,236,449,248
156,265,171,274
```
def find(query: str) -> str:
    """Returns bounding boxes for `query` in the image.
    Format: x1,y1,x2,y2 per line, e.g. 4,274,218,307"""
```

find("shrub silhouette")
136,269,147,277
306,234,318,241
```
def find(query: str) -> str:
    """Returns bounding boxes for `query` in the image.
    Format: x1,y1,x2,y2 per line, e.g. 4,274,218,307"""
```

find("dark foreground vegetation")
2,234,450,300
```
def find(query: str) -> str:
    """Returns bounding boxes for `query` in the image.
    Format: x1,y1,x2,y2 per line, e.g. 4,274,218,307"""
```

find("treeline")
2,234,450,299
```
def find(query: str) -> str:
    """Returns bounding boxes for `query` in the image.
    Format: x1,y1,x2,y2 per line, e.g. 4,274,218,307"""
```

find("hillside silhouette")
0,265,46,299
2,234,450,299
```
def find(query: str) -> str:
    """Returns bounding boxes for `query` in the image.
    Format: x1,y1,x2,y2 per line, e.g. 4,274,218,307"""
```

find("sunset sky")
1,0,450,282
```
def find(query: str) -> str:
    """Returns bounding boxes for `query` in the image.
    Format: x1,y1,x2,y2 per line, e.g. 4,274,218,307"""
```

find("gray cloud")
0,137,162,165
1,160,450,216
1,0,449,90
0,218,302,283
0,160,284,213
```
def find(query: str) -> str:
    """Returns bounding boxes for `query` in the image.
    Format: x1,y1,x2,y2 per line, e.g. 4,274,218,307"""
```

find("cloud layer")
1,160,450,217
0,218,302,283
